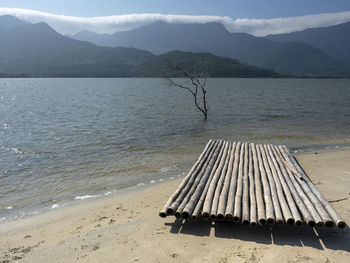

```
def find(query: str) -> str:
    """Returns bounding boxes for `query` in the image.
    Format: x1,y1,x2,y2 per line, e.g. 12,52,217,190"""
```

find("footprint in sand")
81,244,89,250
6,240,45,262
92,244,100,251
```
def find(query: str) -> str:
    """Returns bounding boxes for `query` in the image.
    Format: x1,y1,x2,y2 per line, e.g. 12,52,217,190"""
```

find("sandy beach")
1,148,349,263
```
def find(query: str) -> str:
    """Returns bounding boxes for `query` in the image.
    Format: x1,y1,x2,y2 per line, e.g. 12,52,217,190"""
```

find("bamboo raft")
159,140,346,228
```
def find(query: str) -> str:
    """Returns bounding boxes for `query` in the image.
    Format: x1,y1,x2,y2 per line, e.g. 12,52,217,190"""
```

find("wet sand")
0,148,349,262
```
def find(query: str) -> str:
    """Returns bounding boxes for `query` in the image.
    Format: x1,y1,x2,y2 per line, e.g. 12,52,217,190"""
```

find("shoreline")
1,148,350,262
0,174,183,225
1,144,350,225
291,142,350,154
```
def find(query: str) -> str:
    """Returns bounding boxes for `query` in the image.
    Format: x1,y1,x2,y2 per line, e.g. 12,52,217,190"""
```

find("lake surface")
1,78,350,221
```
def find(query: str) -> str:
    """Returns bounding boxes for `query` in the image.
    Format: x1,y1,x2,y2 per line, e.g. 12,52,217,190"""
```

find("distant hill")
0,16,284,78
0,15,154,77
71,21,350,77
266,22,350,63
136,51,285,78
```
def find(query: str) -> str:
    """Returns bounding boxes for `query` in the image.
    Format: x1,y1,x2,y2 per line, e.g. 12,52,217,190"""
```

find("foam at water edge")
74,194,101,200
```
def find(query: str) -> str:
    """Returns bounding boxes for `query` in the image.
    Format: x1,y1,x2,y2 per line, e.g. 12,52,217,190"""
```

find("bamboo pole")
191,180,207,219
172,140,222,217
271,145,305,226
266,145,294,225
251,143,266,225
216,142,237,221
210,142,232,220
191,143,226,219
260,144,284,224
192,144,232,220
233,142,246,222
182,140,226,218
179,140,224,218
248,144,257,225
276,146,323,227
281,159,304,181
159,139,215,217
279,146,333,227
255,144,274,225
242,143,250,225
224,142,242,221
184,141,227,219
201,141,229,219
282,146,345,228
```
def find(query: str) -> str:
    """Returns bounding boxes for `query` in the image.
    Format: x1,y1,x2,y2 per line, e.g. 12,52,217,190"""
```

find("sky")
1,0,350,18
1,1,350,35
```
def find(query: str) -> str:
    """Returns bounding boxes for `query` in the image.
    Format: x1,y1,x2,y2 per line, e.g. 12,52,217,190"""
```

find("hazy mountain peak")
0,15,31,31
117,20,231,38
0,14,26,23
266,21,350,63
32,21,58,34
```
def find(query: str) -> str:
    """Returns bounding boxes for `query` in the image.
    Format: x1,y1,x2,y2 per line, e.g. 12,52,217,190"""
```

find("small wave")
51,204,59,209
74,194,100,200
1,146,27,154
104,191,112,196
5,206,13,210
160,165,178,173
0,170,8,175
150,180,156,183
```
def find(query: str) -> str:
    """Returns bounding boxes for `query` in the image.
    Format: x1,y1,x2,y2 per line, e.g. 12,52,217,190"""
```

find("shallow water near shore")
1,78,350,222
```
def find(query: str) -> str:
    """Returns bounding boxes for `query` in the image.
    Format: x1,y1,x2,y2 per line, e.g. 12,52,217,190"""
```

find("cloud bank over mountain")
1,7,350,36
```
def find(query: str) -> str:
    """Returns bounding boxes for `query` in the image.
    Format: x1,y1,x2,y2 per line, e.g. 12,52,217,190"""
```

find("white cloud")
1,8,350,36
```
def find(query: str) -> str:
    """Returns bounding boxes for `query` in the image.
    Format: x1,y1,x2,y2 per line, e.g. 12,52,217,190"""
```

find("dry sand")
1,148,349,263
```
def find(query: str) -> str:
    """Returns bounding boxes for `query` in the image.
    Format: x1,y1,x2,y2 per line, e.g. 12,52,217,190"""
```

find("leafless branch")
165,62,208,119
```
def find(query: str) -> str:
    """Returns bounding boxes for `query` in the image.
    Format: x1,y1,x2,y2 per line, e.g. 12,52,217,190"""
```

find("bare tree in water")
166,63,208,120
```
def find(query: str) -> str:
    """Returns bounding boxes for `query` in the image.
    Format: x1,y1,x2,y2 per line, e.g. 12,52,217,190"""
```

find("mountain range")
1,15,350,78
72,21,350,77
266,22,350,64
0,15,284,78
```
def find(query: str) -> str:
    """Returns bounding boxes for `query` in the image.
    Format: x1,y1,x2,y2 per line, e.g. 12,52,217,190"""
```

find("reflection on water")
0,78,349,221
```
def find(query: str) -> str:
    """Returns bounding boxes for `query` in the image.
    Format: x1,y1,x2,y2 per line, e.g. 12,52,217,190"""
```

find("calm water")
1,78,350,221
